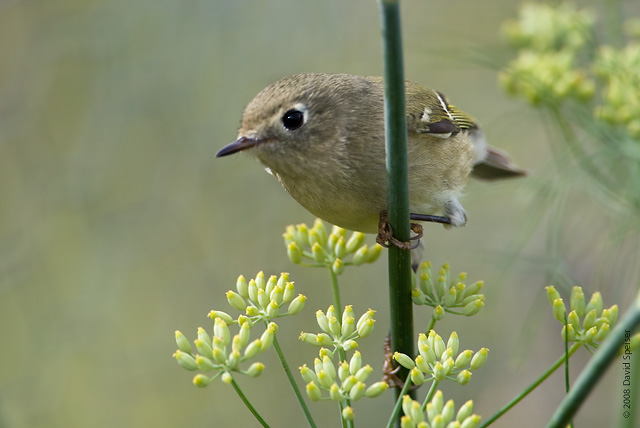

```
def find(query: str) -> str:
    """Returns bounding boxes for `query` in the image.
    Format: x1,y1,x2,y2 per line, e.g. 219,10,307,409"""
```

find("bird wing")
403,83,528,180
406,88,478,138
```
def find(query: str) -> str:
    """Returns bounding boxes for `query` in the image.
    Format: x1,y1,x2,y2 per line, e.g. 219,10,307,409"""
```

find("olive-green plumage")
217,73,524,233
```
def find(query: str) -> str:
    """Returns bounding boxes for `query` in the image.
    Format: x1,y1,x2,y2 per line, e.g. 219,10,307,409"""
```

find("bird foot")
376,211,424,250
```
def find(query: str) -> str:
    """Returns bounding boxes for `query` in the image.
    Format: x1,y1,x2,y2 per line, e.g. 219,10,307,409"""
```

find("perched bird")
217,73,525,242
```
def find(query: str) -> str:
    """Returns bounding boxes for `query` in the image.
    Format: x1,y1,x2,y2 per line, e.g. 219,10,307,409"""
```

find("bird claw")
382,334,403,388
376,211,426,250
382,333,421,391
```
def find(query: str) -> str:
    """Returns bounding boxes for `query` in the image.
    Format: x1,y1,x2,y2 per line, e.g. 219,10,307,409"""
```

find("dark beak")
216,136,263,157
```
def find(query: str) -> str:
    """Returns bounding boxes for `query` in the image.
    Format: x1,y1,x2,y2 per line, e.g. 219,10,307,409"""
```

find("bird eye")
282,109,305,130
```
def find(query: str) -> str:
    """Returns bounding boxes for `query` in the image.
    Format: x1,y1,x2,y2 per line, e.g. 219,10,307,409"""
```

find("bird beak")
216,136,263,157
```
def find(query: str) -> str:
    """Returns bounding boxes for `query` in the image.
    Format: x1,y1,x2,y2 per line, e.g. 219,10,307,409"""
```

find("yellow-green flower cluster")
502,3,595,52
298,307,385,418
299,305,375,352
546,285,617,347
173,320,276,387
411,262,485,318
173,272,306,387
284,219,383,273
300,349,388,403
500,3,595,105
400,391,481,428
394,331,488,386
499,50,594,105
501,2,640,145
593,43,640,137
225,272,307,322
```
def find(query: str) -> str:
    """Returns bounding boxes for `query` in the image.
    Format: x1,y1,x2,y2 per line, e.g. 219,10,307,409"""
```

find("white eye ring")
292,103,308,120
281,103,308,131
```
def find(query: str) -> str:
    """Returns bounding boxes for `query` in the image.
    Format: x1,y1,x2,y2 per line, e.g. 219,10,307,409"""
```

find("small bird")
217,73,525,242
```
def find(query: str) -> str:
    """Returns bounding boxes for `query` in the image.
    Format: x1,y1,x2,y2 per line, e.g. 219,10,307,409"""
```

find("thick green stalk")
547,290,640,428
230,376,271,428
479,343,582,428
378,0,415,407
271,334,318,428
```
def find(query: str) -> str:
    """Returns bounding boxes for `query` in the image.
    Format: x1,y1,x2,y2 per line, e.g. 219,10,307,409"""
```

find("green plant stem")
421,379,440,411
339,400,354,428
339,402,347,428
547,291,640,428
385,374,414,428
329,269,342,315
270,334,318,428
326,270,354,428
340,386,354,428
564,314,570,393
479,343,582,428
426,315,437,333
563,313,573,428
229,376,271,428
379,0,415,410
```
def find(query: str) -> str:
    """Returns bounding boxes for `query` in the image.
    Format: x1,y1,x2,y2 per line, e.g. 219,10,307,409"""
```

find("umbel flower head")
400,391,481,428
394,330,488,386
499,2,596,106
224,271,307,322
411,262,485,319
502,2,595,53
298,306,385,418
500,2,640,140
173,272,307,387
284,219,383,272
546,285,617,348
499,50,594,105
173,321,276,387
593,42,640,137
299,305,376,353
299,349,388,404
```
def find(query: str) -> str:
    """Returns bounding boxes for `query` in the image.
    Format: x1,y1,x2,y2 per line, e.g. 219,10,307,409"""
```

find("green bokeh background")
2,1,638,427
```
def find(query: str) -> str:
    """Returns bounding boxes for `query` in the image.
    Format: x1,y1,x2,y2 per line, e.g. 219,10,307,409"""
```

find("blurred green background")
1,0,638,427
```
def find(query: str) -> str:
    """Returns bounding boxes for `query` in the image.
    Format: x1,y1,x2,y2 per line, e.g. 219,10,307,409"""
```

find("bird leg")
376,210,425,250
409,213,453,225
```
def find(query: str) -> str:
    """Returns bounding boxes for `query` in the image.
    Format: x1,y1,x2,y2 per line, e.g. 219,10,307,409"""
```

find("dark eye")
282,109,305,130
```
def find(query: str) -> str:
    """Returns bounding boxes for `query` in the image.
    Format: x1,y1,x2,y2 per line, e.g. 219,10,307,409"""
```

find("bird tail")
471,145,528,180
